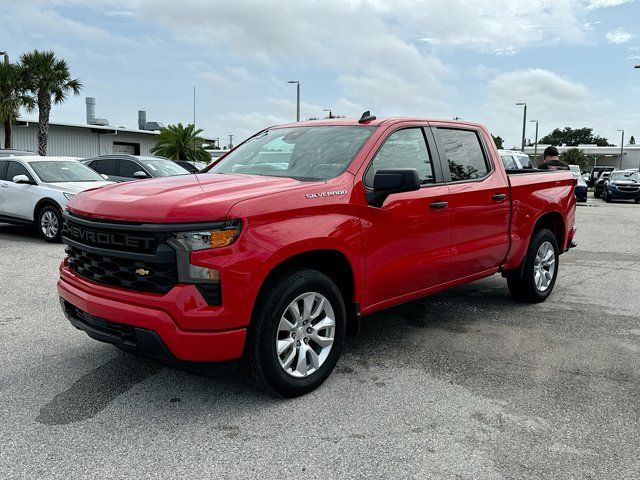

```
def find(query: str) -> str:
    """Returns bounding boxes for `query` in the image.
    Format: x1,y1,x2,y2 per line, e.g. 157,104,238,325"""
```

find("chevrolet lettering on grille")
62,222,154,250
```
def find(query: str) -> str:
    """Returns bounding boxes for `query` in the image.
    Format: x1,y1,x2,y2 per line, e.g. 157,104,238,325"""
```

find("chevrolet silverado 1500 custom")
58,114,576,397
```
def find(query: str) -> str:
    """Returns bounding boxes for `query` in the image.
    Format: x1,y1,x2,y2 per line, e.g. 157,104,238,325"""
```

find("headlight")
168,221,241,284
63,192,76,200
171,224,241,251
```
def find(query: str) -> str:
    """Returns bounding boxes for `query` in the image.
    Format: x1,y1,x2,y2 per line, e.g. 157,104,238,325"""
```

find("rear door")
360,125,451,308
432,125,510,281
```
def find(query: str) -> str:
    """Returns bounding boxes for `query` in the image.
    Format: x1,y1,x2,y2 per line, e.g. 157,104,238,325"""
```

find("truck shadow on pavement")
37,279,521,426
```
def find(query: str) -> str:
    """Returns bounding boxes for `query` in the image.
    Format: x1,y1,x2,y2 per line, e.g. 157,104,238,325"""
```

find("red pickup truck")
58,114,576,396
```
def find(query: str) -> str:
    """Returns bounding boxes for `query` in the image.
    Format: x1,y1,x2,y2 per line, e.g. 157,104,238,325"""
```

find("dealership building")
0,97,215,158
525,144,640,170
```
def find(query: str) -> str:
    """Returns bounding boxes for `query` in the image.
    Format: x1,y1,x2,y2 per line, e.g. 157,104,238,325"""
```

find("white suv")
0,156,113,242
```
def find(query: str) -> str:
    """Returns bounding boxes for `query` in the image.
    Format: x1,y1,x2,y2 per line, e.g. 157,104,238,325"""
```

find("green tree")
560,148,587,170
19,50,82,155
0,61,35,149
150,123,211,162
629,136,636,145
492,134,504,149
539,127,611,147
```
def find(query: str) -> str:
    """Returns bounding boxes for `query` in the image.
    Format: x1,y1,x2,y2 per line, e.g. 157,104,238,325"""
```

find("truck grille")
66,245,178,294
63,215,179,294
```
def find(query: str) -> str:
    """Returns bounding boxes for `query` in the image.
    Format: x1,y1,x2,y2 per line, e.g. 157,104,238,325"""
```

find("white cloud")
606,28,634,44
586,0,634,9
479,69,616,148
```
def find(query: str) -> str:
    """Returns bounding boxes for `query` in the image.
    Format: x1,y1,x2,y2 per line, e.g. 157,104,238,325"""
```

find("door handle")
492,193,507,202
429,201,448,210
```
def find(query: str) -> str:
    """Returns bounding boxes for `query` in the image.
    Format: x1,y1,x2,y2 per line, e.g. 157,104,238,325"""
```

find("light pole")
516,103,527,152
287,80,300,122
323,109,333,119
617,129,625,169
530,120,539,163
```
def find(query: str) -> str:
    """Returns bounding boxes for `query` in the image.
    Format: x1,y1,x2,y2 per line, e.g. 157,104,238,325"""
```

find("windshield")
30,161,105,183
209,126,375,181
140,159,190,177
610,171,639,182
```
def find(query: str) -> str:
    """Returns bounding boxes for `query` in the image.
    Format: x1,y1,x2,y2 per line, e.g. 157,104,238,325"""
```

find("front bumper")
606,188,640,200
58,263,246,362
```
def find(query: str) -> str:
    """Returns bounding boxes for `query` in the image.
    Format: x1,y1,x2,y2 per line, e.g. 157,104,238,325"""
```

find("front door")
360,126,451,309
3,161,36,220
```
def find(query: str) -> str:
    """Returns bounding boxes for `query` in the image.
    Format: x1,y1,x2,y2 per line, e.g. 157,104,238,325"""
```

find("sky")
1,0,640,148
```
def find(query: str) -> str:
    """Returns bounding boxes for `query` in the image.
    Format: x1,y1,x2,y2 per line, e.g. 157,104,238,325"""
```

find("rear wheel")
245,269,346,397
507,228,559,303
38,205,62,243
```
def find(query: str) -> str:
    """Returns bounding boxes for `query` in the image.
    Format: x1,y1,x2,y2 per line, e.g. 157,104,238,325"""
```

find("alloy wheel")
534,241,556,292
41,211,59,239
276,292,335,378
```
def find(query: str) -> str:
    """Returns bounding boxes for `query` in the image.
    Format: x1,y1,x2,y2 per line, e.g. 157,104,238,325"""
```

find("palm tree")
0,61,35,149
19,50,82,155
150,123,211,162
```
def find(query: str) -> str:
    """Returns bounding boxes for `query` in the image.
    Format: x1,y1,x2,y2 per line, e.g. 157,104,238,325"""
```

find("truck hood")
67,173,307,223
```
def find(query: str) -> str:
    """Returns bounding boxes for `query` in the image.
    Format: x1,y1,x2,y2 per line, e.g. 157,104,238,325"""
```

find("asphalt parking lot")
1,198,639,479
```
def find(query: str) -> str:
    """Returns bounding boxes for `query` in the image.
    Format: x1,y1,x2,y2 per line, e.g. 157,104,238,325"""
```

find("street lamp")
516,103,527,152
287,80,300,122
323,108,333,119
617,129,625,169
530,120,539,162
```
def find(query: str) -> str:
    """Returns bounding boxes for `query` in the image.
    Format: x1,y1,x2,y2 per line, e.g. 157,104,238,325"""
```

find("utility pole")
287,80,300,121
228,134,234,149
192,86,196,164
530,120,539,163
617,129,625,169
516,103,527,152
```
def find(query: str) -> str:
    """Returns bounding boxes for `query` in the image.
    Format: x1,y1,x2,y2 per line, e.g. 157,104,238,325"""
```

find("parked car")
601,170,640,203
572,171,588,202
588,166,614,188
83,154,190,182
594,171,612,198
174,160,208,174
0,156,113,242
0,149,36,157
58,116,576,397
498,149,533,170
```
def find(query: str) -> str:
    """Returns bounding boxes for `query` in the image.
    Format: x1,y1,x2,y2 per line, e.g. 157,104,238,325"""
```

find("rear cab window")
436,128,490,182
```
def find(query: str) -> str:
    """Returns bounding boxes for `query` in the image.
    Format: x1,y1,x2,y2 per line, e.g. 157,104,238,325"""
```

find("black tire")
245,268,346,397
507,228,559,304
594,189,601,199
37,205,63,243
635,199,640,204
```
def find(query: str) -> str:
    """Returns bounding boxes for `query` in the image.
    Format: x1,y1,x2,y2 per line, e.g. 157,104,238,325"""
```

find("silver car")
0,156,113,242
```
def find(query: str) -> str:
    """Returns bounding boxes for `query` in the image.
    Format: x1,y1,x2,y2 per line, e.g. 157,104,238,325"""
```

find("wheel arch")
254,249,360,334
532,210,565,251
33,198,62,222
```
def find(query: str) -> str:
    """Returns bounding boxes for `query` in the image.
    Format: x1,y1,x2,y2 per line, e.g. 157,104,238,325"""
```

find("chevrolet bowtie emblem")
135,268,150,276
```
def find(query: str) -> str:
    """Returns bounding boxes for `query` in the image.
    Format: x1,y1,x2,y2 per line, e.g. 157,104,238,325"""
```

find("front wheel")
38,205,63,243
507,228,559,303
245,269,346,397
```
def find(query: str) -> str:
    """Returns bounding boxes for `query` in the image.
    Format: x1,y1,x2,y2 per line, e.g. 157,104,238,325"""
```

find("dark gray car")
82,154,190,182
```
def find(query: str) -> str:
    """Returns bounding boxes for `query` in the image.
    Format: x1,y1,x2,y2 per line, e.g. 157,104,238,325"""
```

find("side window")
365,128,434,186
501,155,518,170
119,160,142,178
438,128,489,181
6,161,33,182
95,159,118,176
0,160,7,180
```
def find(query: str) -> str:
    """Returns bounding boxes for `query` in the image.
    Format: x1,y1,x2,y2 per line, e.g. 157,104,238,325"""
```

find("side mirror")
366,168,421,207
13,174,32,184
100,173,110,180
133,171,149,179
